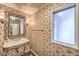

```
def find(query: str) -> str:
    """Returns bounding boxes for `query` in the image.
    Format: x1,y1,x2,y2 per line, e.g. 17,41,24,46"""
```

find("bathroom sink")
3,38,29,48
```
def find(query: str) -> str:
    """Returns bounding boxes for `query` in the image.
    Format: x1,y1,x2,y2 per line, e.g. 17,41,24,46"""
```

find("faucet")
13,38,20,42
17,38,20,41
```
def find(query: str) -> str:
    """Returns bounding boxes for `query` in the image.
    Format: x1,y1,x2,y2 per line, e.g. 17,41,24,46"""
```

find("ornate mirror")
6,12,26,38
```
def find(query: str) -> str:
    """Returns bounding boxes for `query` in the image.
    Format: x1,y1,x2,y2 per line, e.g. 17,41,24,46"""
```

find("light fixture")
26,17,30,26
26,20,30,26
0,9,6,24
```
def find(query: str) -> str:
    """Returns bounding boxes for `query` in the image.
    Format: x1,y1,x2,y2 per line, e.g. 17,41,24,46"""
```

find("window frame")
51,4,79,50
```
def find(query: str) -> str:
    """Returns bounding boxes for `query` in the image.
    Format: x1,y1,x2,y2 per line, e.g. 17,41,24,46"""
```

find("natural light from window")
53,6,76,46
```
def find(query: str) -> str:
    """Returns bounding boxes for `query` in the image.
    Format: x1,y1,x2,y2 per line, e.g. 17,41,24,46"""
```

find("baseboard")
30,50,39,56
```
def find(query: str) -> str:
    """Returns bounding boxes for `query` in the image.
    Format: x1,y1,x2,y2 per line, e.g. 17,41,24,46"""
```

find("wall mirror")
6,12,26,38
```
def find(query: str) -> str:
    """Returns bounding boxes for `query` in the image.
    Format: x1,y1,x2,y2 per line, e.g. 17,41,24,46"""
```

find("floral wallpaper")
0,4,30,56
29,3,79,56
1,3,79,56
0,23,4,55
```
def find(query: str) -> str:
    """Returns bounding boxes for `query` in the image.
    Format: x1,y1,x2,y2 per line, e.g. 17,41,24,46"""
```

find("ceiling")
1,3,46,15
15,3,45,15
15,3,45,8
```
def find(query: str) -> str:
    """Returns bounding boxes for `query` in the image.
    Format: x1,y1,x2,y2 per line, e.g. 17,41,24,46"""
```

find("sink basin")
3,38,29,48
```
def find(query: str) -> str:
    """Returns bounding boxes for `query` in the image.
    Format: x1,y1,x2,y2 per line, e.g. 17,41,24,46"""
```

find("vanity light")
26,20,35,26
0,15,4,19
0,15,5,24
26,18,30,26
26,21,29,26
0,9,6,24
26,17,35,26
0,15,7,24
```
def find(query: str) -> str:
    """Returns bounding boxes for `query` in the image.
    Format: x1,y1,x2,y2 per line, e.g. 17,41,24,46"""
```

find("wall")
0,23,4,55
0,4,31,39
1,3,79,56
0,4,31,56
29,3,79,56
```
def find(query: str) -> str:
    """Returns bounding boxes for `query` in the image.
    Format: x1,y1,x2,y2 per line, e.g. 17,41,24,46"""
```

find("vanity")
3,38,30,56
2,12,30,56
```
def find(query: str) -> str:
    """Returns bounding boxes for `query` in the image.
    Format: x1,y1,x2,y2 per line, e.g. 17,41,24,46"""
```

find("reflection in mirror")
11,24,19,35
20,19,24,35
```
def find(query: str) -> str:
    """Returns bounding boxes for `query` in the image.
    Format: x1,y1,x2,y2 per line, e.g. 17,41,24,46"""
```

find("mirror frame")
5,12,26,38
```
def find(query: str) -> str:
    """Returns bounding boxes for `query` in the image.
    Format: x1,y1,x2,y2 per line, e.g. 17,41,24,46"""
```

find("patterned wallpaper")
0,4,31,56
1,3,79,56
29,3,79,56
0,23,4,55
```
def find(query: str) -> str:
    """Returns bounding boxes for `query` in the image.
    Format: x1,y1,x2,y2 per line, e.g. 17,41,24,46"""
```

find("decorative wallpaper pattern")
0,4,31,56
0,23,4,55
29,3,79,56
1,3,79,56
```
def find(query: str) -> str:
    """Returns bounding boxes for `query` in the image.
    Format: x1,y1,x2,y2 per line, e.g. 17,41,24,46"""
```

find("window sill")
52,40,79,50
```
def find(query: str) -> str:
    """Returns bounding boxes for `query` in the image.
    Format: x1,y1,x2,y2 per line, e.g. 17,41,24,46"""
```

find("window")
52,4,77,48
